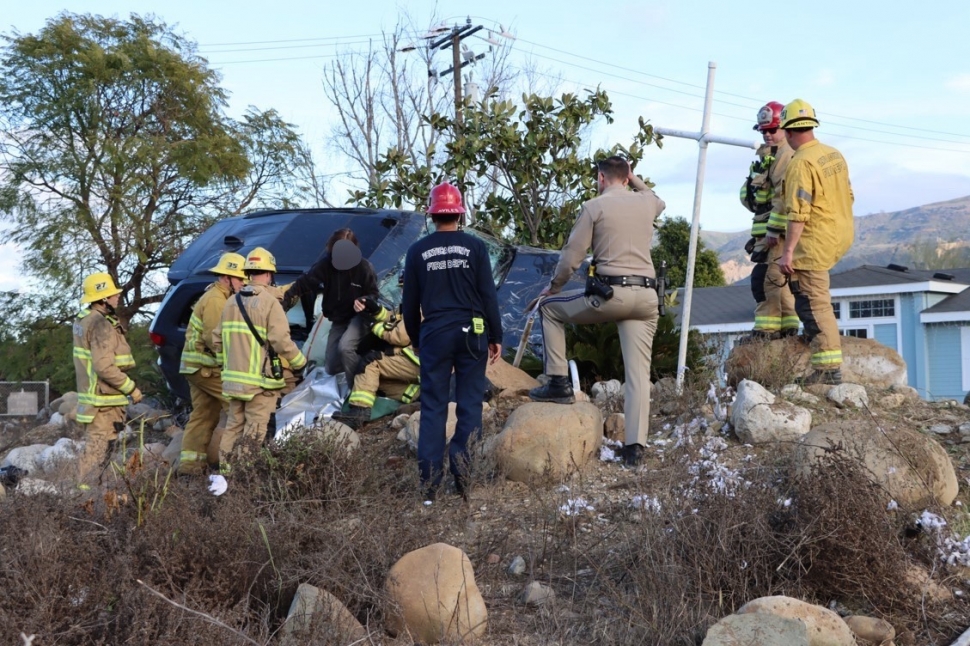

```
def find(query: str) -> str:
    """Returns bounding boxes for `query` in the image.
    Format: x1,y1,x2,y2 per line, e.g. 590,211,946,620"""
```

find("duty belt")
601,275,656,288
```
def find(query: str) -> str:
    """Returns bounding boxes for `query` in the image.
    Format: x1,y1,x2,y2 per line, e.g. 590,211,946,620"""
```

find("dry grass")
1,384,970,644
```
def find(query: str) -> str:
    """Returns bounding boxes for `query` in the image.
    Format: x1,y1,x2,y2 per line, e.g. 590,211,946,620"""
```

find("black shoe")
619,443,644,467
529,376,575,404
331,406,372,430
780,328,800,338
795,369,842,386
454,477,469,502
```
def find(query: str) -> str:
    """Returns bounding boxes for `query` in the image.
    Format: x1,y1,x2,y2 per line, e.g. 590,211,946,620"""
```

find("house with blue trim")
676,265,970,401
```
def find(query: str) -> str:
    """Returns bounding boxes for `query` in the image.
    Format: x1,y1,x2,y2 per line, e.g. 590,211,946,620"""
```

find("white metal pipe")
655,127,758,150
675,61,717,393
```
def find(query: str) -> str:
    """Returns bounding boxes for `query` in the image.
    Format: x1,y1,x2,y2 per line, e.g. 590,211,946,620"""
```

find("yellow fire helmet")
244,246,277,273
780,98,820,130
80,271,122,304
208,252,246,279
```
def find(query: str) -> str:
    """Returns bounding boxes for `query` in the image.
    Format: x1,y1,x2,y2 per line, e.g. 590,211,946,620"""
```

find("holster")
585,274,614,301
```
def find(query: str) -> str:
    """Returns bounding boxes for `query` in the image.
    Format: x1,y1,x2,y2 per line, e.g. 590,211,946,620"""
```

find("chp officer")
402,182,502,502
529,156,665,467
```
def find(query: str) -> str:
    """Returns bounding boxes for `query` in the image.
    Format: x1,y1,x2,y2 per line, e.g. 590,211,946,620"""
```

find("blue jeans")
417,322,487,493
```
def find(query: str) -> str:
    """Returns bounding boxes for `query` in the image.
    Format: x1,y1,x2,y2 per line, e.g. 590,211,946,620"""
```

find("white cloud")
946,73,970,93
813,69,835,87
0,243,25,292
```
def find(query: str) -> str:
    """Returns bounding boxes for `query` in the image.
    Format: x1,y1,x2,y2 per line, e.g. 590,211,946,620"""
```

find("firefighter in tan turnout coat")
73,272,142,483
177,253,246,475
332,291,421,429
212,247,306,473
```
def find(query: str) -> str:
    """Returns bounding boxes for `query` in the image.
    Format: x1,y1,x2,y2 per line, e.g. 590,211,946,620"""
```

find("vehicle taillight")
149,332,165,347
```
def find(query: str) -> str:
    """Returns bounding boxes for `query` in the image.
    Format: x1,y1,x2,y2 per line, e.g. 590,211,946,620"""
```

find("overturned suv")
149,207,581,400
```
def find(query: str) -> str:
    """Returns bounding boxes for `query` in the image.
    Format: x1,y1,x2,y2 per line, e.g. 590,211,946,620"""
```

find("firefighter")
776,99,854,385
73,272,142,484
212,247,307,473
332,283,421,430
739,101,799,341
177,253,246,475
402,182,503,501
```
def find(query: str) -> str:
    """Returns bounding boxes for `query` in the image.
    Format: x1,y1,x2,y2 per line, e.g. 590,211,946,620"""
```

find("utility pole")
652,62,759,393
428,18,486,129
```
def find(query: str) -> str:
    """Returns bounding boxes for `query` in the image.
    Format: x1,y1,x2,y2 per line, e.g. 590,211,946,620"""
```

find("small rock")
591,379,622,404
879,393,907,409
826,383,869,409
16,477,58,496
928,424,952,435
518,581,555,606
844,615,895,644
385,455,405,468
390,414,410,430
153,417,175,433
487,554,501,565
508,556,526,576
49,412,65,427
603,413,625,441
959,422,970,436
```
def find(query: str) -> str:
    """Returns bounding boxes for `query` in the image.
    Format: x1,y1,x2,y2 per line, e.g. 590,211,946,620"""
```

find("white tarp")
275,368,348,441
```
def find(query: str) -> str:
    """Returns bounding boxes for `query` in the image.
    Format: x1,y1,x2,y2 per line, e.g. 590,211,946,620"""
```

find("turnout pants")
349,354,421,408
540,285,658,447
220,390,280,472
78,406,126,483
792,268,842,369
179,369,227,474
751,242,798,333
417,323,487,493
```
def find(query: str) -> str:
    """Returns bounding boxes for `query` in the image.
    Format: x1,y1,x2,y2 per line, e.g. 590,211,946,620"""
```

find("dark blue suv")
149,207,581,400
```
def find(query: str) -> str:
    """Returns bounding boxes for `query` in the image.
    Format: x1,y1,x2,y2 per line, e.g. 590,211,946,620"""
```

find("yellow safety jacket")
740,140,795,238
784,139,855,271
179,281,232,374
348,304,420,408
212,284,307,401
72,307,136,424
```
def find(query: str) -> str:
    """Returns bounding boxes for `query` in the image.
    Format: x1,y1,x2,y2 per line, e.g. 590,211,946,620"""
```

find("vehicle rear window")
273,212,399,268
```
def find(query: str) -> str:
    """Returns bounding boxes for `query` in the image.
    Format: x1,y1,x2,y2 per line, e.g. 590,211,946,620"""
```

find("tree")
651,216,725,290
350,89,661,249
0,13,318,324
904,239,970,270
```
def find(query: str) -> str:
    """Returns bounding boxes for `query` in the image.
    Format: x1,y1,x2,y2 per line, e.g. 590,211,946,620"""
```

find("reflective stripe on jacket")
212,284,307,401
73,308,136,423
741,141,794,237
784,139,855,270
371,305,420,365
179,281,232,374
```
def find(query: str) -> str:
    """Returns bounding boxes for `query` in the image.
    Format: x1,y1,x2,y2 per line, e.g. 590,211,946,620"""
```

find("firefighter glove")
128,388,143,404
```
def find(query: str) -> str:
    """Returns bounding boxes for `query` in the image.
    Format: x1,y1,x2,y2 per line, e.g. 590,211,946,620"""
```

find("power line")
211,52,357,66
201,39,376,54
199,33,382,47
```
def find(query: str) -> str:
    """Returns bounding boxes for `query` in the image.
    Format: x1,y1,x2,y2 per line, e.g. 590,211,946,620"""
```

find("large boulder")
279,583,367,645
307,420,361,453
487,358,539,394
727,336,907,389
51,392,78,417
401,403,458,452
1,444,50,474
385,543,487,643
731,380,812,445
794,420,958,507
736,596,856,646
491,402,603,482
38,438,82,473
703,612,809,646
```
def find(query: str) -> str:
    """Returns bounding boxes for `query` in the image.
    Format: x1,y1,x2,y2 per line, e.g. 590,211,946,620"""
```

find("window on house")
832,302,841,319
849,299,894,318
841,328,868,339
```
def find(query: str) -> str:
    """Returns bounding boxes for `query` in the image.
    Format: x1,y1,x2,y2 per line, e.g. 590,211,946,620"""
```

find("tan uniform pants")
540,285,658,446
753,242,798,332
78,406,126,483
792,268,842,369
350,354,421,406
220,390,280,471
179,369,227,474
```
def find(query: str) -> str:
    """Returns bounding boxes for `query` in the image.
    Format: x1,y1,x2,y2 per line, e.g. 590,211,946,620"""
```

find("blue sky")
3,0,970,290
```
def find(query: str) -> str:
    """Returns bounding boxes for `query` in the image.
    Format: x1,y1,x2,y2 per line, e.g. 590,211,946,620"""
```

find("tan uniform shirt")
551,176,665,291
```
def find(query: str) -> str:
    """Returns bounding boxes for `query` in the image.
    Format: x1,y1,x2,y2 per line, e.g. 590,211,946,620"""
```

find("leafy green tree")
349,89,660,249
651,216,725,290
0,13,318,324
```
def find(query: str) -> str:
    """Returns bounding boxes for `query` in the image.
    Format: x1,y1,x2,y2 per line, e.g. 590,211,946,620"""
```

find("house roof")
923,287,970,315
830,265,970,289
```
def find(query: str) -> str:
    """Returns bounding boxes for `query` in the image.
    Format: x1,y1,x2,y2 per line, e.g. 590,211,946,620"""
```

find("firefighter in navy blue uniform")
402,182,502,501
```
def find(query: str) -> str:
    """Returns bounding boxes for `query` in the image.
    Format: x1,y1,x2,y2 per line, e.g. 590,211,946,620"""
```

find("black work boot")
619,443,644,467
529,375,575,404
795,369,842,386
331,406,372,430
737,330,780,345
